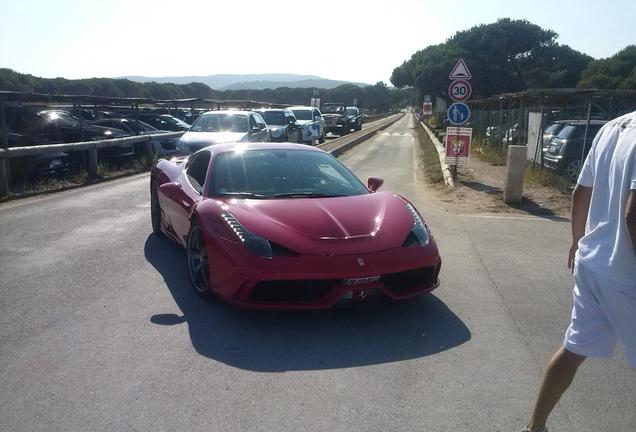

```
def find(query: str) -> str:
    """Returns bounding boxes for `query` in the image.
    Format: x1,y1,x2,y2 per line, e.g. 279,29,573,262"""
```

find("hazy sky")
1,0,634,85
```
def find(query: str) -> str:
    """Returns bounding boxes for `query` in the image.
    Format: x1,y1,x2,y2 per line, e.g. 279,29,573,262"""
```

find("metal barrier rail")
0,132,184,197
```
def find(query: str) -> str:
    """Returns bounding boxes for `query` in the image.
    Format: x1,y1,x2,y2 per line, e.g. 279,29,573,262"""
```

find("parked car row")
541,120,607,181
173,104,365,155
0,104,182,185
0,102,366,186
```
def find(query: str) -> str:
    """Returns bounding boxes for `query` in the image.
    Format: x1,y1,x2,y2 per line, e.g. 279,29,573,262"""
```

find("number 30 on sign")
448,80,472,102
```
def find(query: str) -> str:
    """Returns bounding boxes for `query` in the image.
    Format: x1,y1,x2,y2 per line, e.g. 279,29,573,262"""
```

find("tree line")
390,18,635,103
0,68,412,113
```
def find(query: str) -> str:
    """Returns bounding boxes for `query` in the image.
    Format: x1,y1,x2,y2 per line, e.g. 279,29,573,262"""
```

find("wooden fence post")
0,158,9,198
88,148,98,180
0,98,9,198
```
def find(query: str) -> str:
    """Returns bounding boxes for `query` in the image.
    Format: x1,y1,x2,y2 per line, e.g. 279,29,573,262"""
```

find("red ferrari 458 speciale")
150,142,441,309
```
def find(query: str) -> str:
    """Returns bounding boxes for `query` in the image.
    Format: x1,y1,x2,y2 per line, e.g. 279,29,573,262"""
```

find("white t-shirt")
576,111,636,284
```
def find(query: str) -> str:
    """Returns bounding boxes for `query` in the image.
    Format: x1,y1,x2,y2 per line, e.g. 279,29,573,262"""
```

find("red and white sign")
448,79,472,102
422,101,433,115
449,59,472,80
445,127,472,165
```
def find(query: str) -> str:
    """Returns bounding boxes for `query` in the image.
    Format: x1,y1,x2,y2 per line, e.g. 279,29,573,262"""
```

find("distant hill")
120,73,368,90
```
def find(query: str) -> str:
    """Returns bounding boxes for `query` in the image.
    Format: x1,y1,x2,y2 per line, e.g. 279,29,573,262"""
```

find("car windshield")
259,111,286,125
291,109,312,120
161,115,189,128
190,114,248,133
346,108,358,115
41,111,80,128
544,123,562,136
210,149,369,198
124,120,157,133
322,105,345,113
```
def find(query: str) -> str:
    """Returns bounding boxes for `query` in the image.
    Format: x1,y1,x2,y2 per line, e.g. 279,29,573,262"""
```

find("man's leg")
526,347,586,431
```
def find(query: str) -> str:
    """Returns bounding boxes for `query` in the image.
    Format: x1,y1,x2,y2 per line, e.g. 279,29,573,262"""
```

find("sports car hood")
179,131,247,150
223,191,414,255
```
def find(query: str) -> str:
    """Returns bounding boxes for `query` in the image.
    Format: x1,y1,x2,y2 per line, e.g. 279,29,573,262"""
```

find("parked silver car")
289,106,326,145
176,110,269,154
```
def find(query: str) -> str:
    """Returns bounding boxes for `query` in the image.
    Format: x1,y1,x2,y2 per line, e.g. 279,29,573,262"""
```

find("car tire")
566,160,582,182
187,218,213,299
150,179,162,235
318,132,325,144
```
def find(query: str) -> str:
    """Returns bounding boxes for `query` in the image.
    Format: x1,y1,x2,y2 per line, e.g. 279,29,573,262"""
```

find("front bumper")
542,154,563,170
204,231,441,309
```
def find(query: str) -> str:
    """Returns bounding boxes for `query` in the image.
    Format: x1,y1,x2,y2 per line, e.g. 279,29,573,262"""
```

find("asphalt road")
1,114,634,432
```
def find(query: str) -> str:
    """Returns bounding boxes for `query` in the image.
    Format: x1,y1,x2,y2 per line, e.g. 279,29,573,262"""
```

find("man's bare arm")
626,189,636,252
568,184,593,269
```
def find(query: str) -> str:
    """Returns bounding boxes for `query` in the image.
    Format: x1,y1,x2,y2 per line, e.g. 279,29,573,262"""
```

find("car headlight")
222,211,272,259
403,203,430,247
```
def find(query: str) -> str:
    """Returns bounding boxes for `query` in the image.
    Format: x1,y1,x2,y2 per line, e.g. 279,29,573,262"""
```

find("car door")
162,150,211,244
284,111,300,142
312,109,325,138
253,113,269,141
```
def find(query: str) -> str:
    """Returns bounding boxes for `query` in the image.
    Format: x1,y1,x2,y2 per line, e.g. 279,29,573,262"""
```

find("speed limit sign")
448,79,472,102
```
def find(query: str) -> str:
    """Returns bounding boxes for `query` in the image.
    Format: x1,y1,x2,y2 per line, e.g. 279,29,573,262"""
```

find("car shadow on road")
144,234,471,372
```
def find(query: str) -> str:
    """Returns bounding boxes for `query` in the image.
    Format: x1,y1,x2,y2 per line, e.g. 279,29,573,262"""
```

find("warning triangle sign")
449,59,472,80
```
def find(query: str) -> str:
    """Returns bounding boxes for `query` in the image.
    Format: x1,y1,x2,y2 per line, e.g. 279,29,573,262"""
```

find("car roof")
554,120,608,125
199,110,250,116
197,142,326,155
253,108,288,112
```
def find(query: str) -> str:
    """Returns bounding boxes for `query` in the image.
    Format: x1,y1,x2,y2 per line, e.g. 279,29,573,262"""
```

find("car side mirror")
367,176,384,192
159,181,182,195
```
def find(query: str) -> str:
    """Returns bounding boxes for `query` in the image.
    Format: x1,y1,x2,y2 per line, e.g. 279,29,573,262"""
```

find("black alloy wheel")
187,219,213,299
566,160,583,182
150,180,162,235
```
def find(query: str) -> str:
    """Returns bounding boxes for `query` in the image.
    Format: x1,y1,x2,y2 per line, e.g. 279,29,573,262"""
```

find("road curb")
320,114,404,157
417,119,454,189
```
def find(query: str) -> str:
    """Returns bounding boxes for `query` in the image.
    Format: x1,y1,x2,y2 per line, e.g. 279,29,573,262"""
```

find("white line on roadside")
459,213,569,222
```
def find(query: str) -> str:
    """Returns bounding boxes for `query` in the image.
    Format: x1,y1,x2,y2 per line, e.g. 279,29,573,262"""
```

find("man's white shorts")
564,262,636,367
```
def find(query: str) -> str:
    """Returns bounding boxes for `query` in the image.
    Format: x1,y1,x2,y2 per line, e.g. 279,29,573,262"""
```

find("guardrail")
362,113,393,123
0,132,184,198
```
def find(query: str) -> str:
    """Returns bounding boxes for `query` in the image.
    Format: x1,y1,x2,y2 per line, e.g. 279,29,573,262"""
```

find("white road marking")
459,213,569,222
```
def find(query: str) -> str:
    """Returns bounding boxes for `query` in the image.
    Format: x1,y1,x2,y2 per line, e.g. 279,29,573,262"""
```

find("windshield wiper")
217,192,268,199
272,192,347,199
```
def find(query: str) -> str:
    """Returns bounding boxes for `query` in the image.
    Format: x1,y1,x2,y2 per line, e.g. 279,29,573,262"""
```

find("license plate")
342,276,380,285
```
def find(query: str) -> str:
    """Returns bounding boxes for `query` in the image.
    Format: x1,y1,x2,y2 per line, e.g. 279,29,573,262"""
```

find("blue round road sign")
447,103,471,125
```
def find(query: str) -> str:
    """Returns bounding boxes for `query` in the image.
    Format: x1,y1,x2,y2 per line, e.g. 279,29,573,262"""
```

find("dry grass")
415,125,444,183
524,165,574,193
473,145,507,166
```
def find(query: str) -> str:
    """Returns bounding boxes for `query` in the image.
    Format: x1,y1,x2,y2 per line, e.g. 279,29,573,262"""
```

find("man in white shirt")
523,112,636,432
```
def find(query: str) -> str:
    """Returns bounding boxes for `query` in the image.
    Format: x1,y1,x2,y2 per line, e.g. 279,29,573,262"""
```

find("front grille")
381,264,440,293
249,280,337,303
